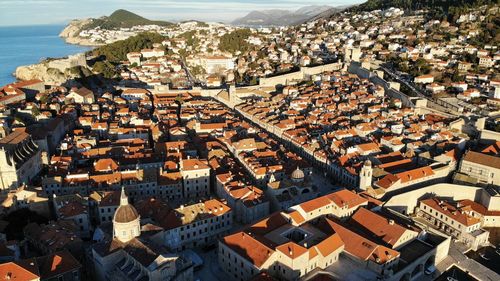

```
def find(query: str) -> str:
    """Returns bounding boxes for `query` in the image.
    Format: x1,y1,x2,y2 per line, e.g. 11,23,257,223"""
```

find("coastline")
0,25,92,85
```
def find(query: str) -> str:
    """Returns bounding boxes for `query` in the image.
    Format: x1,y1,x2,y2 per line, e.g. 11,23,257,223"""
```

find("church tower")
359,160,373,191
113,187,141,243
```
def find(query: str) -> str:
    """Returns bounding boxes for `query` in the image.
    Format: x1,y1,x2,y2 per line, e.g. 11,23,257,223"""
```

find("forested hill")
84,9,172,30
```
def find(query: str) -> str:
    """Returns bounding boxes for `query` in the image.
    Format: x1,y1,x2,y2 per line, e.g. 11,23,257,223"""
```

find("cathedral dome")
114,204,139,223
113,188,139,223
291,166,305,181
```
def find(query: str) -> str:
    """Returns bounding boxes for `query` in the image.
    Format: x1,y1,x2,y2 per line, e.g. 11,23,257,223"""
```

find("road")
193,248,230,281
379,65,428,99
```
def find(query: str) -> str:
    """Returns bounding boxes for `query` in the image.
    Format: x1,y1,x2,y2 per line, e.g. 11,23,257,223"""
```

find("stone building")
0,130,42,191
92,188,193,281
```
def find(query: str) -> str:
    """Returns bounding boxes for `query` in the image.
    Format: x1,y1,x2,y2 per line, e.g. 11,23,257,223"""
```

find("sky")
0,0,365,26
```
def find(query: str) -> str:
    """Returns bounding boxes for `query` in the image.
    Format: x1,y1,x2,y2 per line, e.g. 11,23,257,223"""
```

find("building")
0,130,42,191
216,174,270,224
358,160,373,191
289,189,368,221
92,188,193,281
23,220,83,257
66,87,95,104
458,151,500,186
151,199,233,251
126,52,142,65
0,186,49,217
418,198,489,250
202,55,235,74
478,56,495,68
141,48,164,58
266,167,319,211
179,159,211,199
414,75,434,84
90,190,121,225
53,194,92,238
0,250,82,281
219,212,345,281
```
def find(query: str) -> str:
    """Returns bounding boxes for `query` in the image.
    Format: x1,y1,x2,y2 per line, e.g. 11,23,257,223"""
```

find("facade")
66,87,95,104
289,189,368,221
202,56,235,74
53,194,92,238
459,151,500,186
358,160,373,191
418,198,490,250
0,130,42,191
179,159,211,199
155,199,233,251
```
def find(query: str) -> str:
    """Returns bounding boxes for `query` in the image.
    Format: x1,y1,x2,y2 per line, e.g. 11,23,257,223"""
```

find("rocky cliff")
59,19,102,46
15,58,92,86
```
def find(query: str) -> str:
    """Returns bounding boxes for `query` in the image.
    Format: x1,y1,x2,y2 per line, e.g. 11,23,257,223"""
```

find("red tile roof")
222,232,274,268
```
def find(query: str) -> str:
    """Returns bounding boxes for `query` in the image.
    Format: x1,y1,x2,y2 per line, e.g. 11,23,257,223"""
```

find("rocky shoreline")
15,53,92,85
59,19,103,47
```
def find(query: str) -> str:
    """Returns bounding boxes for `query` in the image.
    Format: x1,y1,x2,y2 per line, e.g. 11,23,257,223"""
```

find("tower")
359,160,373,191
113,187,140,243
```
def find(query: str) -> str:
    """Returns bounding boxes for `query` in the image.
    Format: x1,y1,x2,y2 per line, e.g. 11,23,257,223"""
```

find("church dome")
114,204,139,223
364,159,372,167
291,166,305,181
113,188,139,223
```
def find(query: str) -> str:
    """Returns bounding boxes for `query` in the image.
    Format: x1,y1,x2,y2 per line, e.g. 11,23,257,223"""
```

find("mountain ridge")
232,5,335,26
84,9,172,30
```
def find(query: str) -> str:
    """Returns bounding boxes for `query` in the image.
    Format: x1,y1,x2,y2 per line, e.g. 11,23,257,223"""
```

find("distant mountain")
353,0,496,13
84,9,172,30
232,5,335,26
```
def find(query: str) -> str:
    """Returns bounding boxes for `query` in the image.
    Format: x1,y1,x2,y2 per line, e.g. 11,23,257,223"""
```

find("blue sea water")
0,25,91,86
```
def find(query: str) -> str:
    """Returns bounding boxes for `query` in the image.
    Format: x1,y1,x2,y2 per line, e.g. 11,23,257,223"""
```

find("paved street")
193,248,229,281
311,169,344,195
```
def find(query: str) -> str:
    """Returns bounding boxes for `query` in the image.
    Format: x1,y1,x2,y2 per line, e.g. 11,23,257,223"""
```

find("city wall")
383,183,483,214
348,62,415,108
259,62,344,87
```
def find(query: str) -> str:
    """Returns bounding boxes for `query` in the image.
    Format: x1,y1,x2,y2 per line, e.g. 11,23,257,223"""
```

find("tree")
92,32,165,62
93,61,118,79
218,29,252,54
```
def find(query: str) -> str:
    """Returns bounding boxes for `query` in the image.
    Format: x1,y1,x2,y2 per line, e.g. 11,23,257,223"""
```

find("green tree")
93,61,118,79
92,32,165,62
218,29,252,54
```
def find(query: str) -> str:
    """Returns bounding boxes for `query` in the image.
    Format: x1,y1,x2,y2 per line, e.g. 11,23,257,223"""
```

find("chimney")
388,219,395,225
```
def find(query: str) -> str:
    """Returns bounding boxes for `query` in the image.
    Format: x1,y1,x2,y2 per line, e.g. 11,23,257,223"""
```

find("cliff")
59,19,103,46
15,55,92,86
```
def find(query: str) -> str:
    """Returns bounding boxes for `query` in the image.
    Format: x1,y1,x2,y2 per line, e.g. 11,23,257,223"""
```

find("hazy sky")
0,0,365,26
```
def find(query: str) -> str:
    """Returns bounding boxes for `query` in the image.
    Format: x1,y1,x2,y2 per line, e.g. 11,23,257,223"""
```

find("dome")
113,204,139,223
113,187,139,223
291,166,305,180
364,160,372,167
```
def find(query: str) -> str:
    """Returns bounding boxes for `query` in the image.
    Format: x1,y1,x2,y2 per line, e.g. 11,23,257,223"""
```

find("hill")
91,32,165,62
84,9,172,29
232,5,334,26
353,0,497,15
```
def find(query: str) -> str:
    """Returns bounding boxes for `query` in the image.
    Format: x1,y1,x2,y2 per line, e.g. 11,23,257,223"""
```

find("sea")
0,25,92,86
